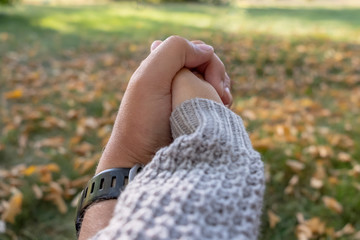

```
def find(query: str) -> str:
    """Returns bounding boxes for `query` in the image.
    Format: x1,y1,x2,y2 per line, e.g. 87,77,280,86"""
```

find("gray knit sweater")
92,98,265,240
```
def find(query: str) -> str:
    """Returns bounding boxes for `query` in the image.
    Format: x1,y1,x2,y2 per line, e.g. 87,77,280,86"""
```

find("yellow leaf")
40,171,52,183
267,210,281,228
129,44,138,52
4,89,23,99
2,190,23,223
23,165,37,176
46,163,60,172
323,196,343,214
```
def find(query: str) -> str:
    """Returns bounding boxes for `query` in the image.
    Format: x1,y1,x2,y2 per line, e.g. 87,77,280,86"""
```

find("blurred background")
0,0,359,239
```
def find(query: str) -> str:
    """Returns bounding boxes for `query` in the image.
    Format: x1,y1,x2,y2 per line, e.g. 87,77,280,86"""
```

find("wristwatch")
75,165,142,237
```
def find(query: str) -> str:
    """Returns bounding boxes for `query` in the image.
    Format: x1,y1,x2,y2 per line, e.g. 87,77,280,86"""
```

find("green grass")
1,2,360,239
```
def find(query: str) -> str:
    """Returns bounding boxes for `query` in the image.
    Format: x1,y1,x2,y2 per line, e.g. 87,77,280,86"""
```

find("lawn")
0,2,360,239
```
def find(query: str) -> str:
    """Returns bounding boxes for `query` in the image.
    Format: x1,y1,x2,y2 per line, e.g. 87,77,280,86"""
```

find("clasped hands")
96,36,232,173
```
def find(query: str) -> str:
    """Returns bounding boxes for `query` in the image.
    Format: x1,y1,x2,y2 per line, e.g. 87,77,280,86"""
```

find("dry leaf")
337,152,351,162
2,189,23,223
0,220,5,233
335,223,355,237
46,163,60,172
23,165,37,176
73,142,93,156
310,177,323,189
32,185,43,199
46,193,67,214
267,210,281,228
286,160,305,172
296,224,312,240
354,231,360,240
71,192,82,208
306,217,325,235
322,196,343,214
35,137,65,148
4,89,23,99
242,109,256,120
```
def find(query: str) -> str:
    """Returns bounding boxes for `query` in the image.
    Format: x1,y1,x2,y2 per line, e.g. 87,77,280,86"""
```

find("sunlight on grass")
23,3,360,42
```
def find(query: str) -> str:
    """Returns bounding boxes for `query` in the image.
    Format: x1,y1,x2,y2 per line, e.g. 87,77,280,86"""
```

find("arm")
79,36,232,239
92,98,264,240
91,69,264,240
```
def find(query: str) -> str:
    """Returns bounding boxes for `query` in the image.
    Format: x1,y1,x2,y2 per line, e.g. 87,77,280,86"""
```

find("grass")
1,2,360,239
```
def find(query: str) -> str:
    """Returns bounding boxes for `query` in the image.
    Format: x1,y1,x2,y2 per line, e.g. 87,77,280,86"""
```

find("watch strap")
75,165,142,236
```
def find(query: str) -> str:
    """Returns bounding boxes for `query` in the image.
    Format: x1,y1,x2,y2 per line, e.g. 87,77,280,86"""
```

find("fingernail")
197,44,214,52
151,40,162,51
224,87,232,105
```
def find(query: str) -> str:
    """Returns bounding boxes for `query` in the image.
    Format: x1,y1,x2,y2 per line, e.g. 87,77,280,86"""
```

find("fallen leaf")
45,193,67,214
73,142,93,156
286,160,305,172
2,189,23,223
337,152,351,162
306,217,325,235
0,220,5,233
267,210,281,228
322,196,343,214
335,223,355,237
296,224,312,240
23,165,37,176
35,137,65,148
4,89,23,99
32,185,43,199
310,177,323,189
354,231,360,240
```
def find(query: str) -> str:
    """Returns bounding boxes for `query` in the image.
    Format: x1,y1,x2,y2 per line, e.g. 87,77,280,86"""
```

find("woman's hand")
96,36,232,173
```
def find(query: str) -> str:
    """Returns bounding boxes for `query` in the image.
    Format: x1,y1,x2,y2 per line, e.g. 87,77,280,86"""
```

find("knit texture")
92,98,265,240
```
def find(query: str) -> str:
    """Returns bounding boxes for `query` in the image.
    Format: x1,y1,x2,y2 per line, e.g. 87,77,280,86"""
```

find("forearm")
79,200,117,240
79,139,137,239
92,98,265,240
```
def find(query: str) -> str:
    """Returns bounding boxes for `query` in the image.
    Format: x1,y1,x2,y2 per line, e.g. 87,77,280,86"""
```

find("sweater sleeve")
91,98,265,240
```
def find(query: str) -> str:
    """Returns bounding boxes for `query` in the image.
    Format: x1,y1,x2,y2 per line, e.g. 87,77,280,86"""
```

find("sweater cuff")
170,98,257,156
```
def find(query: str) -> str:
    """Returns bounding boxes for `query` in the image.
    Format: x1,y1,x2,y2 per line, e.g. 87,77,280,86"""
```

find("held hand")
172,68,222,109
96,36,232,172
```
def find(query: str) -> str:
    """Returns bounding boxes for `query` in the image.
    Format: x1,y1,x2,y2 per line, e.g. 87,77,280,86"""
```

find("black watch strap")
75,165,142,237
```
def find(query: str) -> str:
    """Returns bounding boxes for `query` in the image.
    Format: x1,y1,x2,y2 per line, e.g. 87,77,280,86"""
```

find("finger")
172,68,222,110
194,53,233,105
150,40,162,52
191,40,205,45
133,36,214,93
224,73,233,107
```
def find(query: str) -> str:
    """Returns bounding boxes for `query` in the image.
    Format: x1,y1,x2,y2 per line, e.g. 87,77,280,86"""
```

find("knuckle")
166,35,187,47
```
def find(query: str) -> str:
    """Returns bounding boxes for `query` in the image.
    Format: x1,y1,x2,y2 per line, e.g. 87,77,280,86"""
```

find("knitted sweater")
92,98,265,240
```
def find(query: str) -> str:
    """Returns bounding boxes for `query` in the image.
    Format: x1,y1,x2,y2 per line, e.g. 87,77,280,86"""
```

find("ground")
0,2,360,239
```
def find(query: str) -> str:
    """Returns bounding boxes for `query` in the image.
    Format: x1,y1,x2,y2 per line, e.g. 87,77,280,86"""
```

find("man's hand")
80,36,232,239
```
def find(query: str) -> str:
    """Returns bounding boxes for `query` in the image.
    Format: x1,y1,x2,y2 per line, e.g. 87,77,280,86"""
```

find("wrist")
96,138,139,174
